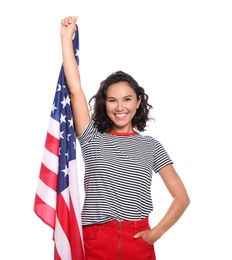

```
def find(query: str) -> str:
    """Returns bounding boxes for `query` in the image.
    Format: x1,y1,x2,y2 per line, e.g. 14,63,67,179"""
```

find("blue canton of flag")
53,69,76,194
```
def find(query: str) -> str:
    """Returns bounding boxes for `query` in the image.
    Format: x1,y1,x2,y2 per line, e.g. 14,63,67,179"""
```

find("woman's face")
105,82,141,133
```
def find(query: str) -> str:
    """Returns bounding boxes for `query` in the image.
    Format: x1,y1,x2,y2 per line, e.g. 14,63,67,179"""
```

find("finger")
67,16,73,24
70,16,78,24
133,232,142,239
67,16,77,24
73,16,78,23
61,18,69,26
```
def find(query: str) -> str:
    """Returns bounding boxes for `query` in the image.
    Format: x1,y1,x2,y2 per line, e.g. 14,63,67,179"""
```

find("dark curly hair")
88,71,154,133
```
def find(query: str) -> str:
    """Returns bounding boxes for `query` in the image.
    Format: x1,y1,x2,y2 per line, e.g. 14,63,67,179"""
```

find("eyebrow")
106,95,133,100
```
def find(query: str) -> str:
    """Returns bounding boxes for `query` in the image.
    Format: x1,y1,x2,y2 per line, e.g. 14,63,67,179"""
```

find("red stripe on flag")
34,194,56,229
69,196,85,259
56,193,70,239
39,163,58,191
45,132,59,156
55,192,85,260
54,246,62,260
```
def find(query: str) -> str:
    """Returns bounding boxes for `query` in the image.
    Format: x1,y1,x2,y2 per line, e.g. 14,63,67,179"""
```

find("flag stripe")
54,215,72,260
48,117,60,139
42,148,59,174
34,194,56,228
69,159,83,230
39,163,57,191
45,132,60,157
36,178,57,209
69,197,85,259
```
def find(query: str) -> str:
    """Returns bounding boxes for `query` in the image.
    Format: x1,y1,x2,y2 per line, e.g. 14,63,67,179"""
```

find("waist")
86,217,149,229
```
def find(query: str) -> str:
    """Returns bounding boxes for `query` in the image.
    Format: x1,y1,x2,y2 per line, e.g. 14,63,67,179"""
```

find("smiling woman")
60,15,190,260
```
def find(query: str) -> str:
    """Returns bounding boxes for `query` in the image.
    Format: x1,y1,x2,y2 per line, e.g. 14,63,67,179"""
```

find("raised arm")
60,16,90,136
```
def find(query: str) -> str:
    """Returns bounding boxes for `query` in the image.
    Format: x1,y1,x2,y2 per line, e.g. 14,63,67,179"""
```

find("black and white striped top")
77,120,173,226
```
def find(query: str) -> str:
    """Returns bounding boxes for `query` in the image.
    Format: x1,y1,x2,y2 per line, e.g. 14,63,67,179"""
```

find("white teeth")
116,114,126,117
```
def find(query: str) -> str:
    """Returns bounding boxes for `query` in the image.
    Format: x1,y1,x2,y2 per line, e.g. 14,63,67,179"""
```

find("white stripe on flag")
69,159,83,241
42,148,59,174
36,178,56,209
47,117,60,139
54,216,72,260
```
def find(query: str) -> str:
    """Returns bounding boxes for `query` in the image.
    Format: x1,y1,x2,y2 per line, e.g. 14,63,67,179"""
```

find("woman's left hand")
134,229,161,245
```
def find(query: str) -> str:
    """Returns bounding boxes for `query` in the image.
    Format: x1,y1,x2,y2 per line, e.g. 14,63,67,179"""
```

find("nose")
116,101,123,111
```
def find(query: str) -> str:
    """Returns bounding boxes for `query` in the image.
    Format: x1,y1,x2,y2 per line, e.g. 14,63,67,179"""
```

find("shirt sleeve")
153,139,173,173
77,120,99,147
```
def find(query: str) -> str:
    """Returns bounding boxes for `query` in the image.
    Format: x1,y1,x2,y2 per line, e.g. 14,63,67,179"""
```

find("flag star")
51,103,57,113
61,97,67,108
75,49,79,56
68,118,73,127
73,141,76,150
62,165,69,177
60,113,66,123
57,84,62,91
66,95,70,105
61,95,71,108
67,134,71,141
60,131,64,139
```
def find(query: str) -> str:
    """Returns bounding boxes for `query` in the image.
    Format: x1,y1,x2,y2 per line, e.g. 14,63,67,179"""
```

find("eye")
108,99,115,102
124,98,132,101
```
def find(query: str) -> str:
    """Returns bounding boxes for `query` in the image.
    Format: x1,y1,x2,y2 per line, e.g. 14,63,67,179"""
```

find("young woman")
60,16,190,260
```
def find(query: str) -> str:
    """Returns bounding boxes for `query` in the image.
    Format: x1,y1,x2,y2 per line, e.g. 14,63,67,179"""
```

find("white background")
1,0,232,259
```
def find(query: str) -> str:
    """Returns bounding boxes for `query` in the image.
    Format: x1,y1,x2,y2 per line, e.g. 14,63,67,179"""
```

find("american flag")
34,25,85,260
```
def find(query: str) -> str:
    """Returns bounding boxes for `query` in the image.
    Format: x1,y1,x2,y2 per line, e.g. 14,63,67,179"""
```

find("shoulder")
139,133,170,153
77,119,101,145
139,133,159,144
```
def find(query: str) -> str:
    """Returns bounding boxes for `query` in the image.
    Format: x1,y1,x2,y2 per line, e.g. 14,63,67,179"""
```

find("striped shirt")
77,120,173,226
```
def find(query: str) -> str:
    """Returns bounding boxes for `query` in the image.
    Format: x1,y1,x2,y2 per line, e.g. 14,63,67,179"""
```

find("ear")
137,95,142,109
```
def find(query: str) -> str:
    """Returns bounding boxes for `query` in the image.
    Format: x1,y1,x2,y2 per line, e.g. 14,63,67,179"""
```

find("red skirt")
83,217,156,260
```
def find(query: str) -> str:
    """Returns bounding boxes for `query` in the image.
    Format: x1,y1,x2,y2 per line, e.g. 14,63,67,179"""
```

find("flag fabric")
34,25,85,260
